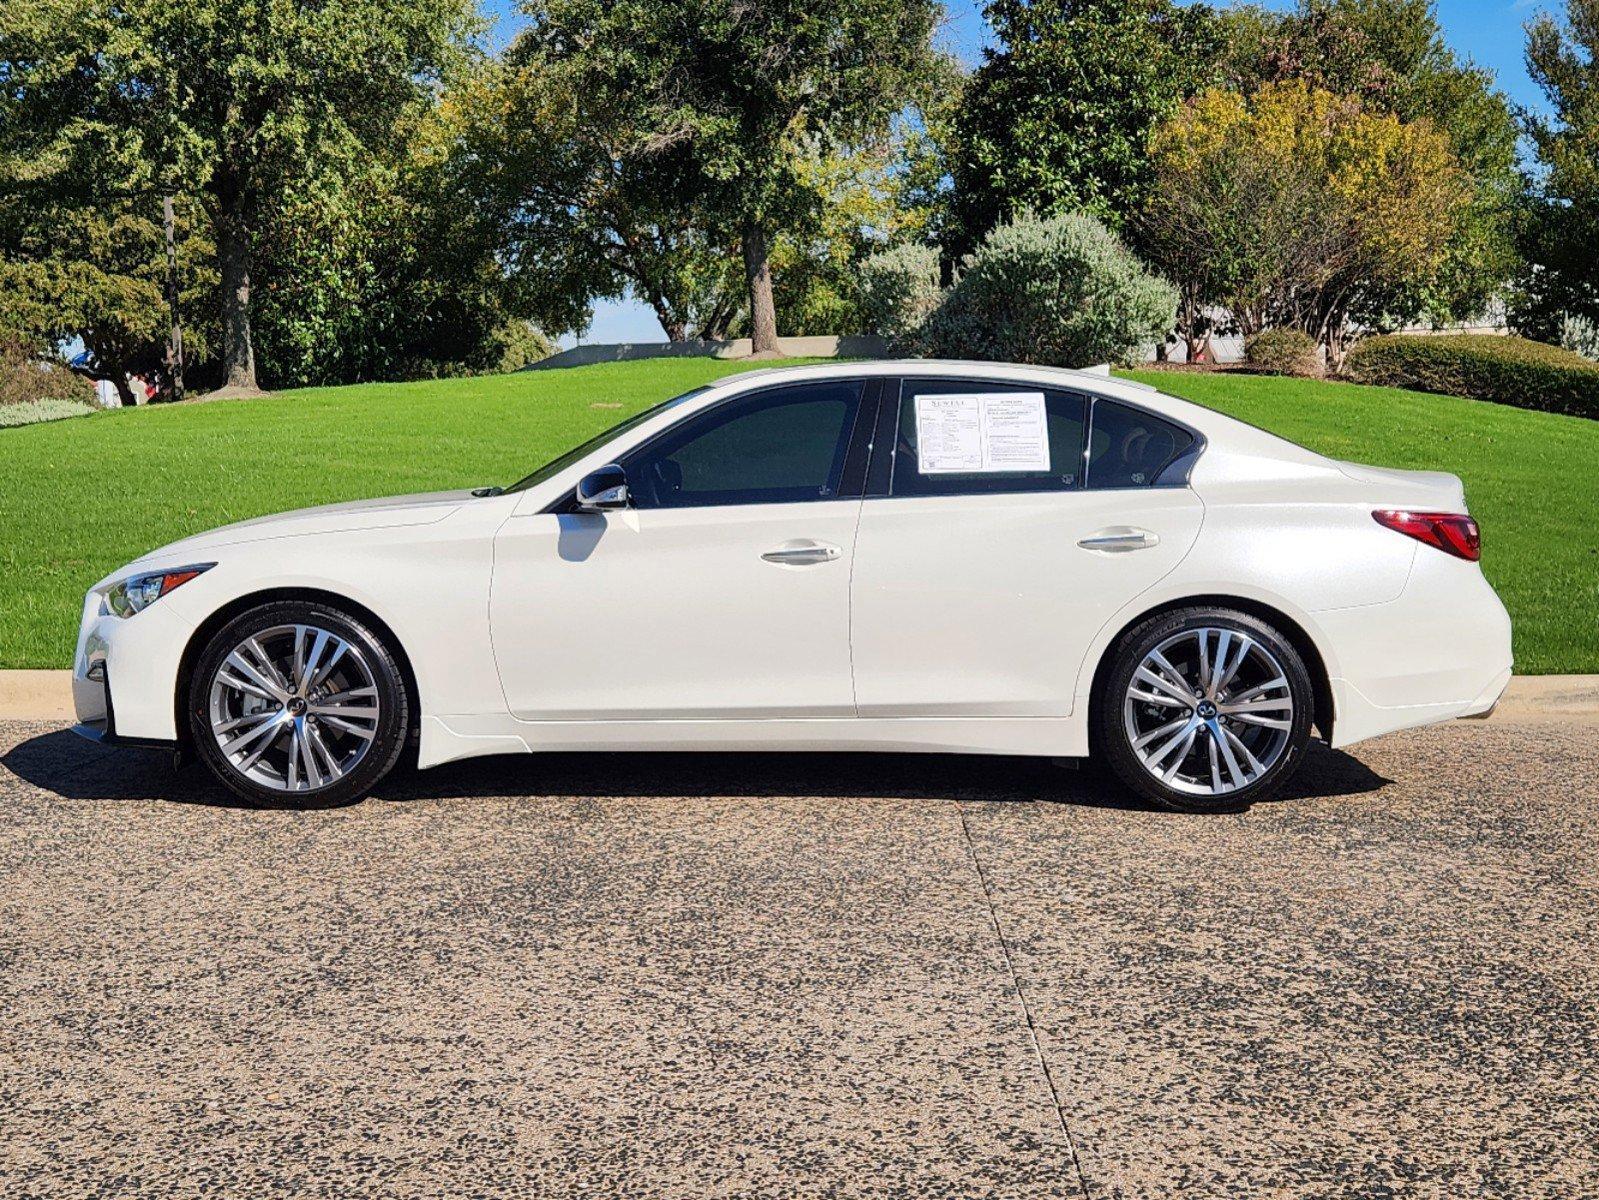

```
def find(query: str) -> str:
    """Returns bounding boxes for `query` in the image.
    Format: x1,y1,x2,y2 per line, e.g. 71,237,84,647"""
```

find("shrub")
0,341,97,408
1244,328,1321,377
858,243,942,347
924,211,1177,368
1344,334,1599,420
0,398,96,429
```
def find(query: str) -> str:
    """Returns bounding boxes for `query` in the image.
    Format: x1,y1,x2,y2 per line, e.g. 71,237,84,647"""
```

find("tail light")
1372,510,1480,561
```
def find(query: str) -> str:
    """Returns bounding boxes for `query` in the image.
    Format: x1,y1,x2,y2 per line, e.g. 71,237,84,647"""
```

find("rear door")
848,378,1205,718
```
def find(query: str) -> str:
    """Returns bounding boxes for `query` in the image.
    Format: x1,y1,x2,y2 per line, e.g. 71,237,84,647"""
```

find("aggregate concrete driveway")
1,717,1595,1199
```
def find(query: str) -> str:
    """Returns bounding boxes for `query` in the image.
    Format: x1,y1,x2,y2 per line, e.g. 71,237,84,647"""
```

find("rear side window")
890,380,1088,497
623,380,864,509
1085,400,1196,488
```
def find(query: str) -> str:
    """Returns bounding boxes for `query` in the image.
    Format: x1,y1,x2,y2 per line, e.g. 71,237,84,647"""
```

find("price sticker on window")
914,392,1050,474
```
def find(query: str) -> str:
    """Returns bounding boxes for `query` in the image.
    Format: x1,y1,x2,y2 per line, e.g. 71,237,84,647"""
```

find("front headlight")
101,563,215,619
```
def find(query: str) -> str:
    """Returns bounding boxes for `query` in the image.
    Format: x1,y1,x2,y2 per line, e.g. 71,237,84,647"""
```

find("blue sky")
480,0,1551,344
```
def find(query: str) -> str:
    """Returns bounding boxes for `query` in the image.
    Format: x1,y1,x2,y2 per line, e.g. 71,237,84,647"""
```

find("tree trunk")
111,374,136,408
742,218,779,357
647,295,688,342
216,208,258,391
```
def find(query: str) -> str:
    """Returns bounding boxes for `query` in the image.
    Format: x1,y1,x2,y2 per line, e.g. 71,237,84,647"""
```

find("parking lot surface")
2,718,1595,1199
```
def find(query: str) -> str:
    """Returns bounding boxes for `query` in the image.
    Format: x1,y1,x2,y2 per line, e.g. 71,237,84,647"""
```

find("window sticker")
914,392,1051,474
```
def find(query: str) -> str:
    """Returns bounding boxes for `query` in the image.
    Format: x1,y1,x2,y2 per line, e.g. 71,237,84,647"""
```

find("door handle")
761,541,842,566
1077,527,1159,552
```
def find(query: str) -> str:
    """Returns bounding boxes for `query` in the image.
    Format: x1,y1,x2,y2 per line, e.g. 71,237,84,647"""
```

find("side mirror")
575,463,629,511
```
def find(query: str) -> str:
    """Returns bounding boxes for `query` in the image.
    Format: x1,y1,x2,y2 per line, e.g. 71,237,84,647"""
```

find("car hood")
129,489,476,567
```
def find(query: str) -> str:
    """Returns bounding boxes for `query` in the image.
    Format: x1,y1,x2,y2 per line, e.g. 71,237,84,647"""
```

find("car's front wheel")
1096,607,1315,812
187,601,410,808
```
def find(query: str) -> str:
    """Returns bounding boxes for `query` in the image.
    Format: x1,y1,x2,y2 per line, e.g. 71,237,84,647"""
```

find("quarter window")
889,380,1088,497
623,380,865,509
1085,400,1197,488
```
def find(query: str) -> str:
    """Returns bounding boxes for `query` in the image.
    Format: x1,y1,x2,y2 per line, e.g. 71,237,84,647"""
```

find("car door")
490,378,874,721
849,377,1205,718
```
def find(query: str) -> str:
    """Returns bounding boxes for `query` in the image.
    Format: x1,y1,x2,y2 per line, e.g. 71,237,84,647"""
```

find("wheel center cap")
1196,700,1218,719
287,697,308,716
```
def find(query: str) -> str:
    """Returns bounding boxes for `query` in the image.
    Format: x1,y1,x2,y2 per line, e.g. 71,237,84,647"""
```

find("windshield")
503,387,708,494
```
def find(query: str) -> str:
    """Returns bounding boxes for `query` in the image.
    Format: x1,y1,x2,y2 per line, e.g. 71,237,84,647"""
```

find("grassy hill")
1,359,1593,672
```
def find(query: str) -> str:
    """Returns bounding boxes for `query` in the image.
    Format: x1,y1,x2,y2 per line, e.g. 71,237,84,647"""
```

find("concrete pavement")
1,718,1595,1198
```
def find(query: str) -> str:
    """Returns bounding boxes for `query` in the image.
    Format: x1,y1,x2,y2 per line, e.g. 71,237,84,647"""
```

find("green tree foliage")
439,53,741,344
946,0,1221,255
1516,0,1599,339
1,0,479,392
520,0,943,354
1143,82,1468,369
1218,0,1520,325
925,211,1178,368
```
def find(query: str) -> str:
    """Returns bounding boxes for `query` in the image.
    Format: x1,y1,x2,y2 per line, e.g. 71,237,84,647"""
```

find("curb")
1,670,1595,725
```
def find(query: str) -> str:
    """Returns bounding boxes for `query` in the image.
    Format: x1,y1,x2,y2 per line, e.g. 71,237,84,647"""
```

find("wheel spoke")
1134,666,1195,708
317,714,376,740
213,710,277,736
1134,716,1191,751
298,722,325,788
1212,719,1249,790
1195,629,1213,696
1161,725,1200,781
1230,713,1291,730
1146,716,1200,768
1207,726,1222,792
223,651,289,703
1227,677,1288,705
1220,697,1292,715
1215,635,1252,695
1128,688,1190,709
1147,650,1194,699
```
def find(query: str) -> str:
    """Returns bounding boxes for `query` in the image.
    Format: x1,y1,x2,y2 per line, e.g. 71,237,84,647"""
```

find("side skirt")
418,714,1088,770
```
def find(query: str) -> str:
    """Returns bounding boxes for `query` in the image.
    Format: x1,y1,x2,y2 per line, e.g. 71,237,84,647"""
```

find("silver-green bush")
1559,314,1599,362
924,212,1177,368
859,243,943,347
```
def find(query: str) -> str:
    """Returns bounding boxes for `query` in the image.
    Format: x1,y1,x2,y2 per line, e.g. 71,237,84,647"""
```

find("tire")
187,601,411,809
1095,607,1315,813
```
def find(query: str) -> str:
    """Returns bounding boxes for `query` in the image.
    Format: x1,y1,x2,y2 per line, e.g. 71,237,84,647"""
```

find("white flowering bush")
859,242,943,348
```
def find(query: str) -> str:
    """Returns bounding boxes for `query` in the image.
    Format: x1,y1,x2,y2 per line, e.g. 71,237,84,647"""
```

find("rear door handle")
761,540,842,566
1077,527,1159,552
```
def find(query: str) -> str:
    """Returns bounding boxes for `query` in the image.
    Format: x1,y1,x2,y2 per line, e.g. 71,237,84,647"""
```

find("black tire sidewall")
1096,607,1315,813
187,601,410,809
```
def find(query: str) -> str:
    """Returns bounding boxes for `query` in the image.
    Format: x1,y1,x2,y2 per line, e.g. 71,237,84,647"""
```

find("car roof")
705,358,1158,394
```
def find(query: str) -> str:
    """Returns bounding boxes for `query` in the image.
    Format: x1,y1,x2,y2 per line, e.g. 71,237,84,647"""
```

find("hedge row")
1344,334,1599,420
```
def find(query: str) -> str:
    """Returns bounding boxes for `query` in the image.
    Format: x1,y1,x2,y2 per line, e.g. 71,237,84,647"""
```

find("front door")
849,378,1205,717
490,379,870,721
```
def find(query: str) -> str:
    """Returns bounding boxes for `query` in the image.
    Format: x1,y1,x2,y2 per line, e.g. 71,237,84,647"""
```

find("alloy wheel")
1121,627,1295,797
207,623,382,793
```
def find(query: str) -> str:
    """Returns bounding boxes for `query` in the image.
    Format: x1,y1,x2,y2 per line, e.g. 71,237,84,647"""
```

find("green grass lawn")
1,359,1594,672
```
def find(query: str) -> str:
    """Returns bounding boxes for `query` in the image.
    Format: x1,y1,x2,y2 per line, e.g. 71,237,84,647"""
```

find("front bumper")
71,588,195,744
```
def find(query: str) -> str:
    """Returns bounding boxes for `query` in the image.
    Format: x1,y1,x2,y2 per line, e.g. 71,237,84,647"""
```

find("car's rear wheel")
187,601,410,808
1096,607,1314,813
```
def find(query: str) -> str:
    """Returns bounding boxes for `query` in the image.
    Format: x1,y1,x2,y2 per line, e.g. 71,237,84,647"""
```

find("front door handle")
761,541,842,566
1077,527,1159,553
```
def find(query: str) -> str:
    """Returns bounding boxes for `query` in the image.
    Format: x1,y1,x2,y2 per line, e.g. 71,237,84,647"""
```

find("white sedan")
72,361,1512,812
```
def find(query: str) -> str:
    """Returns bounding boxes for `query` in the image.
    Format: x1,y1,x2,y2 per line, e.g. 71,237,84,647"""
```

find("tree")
1217,0,1520,326
946,0,1221,256
1,0,478,394
1516,0,1599,337
1143,82,1468,369
441,54,742,344
520,0,942,355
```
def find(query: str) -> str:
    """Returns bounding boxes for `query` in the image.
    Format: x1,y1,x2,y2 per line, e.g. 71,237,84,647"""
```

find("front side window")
623,380,865,509
890,380,1088,497
506,387,707,494
1085,400,1197,488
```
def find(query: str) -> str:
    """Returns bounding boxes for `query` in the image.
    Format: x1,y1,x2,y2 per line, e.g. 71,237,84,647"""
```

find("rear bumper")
1317,550,1513,748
